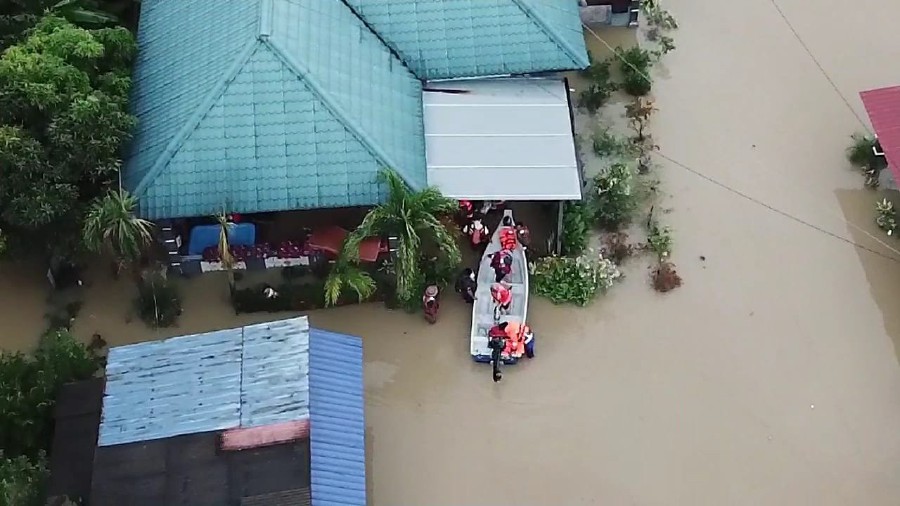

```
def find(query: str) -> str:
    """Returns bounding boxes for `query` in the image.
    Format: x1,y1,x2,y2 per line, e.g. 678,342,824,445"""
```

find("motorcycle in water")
422,285,440,324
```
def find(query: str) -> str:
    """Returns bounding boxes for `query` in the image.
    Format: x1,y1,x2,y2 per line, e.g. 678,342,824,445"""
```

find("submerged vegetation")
530,252,622,306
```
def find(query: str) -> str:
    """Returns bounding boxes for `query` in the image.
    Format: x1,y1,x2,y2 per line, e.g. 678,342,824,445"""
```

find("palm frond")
82,189,153,263
214,211,235,270
324,260,375,306
394,238,419,301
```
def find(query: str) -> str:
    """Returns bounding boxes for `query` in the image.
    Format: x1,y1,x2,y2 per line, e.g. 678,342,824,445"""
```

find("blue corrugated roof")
125,0,426,219
342,0,590,80
98,318,312,447
308,329,367,506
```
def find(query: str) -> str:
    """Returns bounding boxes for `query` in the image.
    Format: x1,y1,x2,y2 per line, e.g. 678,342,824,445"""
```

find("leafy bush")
561,200,593,256
0,452,46,506
846,133,877,167
617,46,653,96
592,129,637,159
875,198,897,237
0,330,100,460
593,163,637,230
135,274,182,328
578,57,618,113
530,252,622,306
647,221,673,259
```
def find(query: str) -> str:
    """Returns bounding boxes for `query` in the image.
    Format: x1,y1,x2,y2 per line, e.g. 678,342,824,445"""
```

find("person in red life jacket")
487,250,512,282
487,322,509,382
422,285,439,324
491,281,513,317
462,217,490,251
515,222,531,250
499,226,517,251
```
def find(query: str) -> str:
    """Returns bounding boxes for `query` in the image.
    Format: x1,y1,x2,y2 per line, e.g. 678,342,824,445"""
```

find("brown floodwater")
4,0,900,503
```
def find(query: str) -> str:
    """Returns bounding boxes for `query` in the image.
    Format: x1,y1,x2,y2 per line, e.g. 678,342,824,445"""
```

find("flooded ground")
3,0,900,503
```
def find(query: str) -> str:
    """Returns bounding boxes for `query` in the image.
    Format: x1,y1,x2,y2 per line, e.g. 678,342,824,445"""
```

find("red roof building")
860,86,900,183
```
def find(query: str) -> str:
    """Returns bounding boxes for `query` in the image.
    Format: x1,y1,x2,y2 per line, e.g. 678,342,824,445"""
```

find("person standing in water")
455,268,477,303
487,322,508,382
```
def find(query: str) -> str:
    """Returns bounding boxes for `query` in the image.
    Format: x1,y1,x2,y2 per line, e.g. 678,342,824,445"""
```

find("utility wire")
581,20,900,264
766,0,871,131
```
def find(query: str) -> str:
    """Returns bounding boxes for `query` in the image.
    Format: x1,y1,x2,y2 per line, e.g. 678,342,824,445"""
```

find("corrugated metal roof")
308,329,367,506
860,86,900,184
343,0,589,80
98,318,311,447
125,0,426,219
423,78,582,201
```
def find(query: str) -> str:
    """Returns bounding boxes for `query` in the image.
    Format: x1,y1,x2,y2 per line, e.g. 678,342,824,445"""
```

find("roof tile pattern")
342,0,589,80
142,44,391,217
123,0,259,192
126,0,424,218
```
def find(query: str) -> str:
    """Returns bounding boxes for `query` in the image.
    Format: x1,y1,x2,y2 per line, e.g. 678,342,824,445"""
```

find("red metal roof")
860,86,900,182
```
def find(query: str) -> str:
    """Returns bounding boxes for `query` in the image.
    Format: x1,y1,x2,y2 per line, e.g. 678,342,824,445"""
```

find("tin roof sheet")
98,318,311,447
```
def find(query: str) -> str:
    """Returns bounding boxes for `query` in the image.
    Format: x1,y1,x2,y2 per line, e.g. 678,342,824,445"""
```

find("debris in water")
810,404,815,409
699,255,706,261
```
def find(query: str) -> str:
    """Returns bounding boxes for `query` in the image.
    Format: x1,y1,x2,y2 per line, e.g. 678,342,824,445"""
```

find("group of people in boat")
453,200,537,382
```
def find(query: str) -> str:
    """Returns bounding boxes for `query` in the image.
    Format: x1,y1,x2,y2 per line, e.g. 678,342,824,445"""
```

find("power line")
581,19,900,263
766,0,871,132
652,151,900,264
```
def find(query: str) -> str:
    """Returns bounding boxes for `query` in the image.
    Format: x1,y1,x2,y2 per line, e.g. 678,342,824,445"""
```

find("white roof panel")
423,78,582,201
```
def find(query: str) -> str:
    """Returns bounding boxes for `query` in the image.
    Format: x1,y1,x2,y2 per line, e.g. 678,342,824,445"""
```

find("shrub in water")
561,200,593,256
578,56,619,113
593,163,637,230
530,251,622,306
617,46,654,96
136,274,182,328
0,330,100,460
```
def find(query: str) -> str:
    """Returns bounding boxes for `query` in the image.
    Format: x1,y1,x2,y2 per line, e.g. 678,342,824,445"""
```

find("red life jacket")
500,227,517,250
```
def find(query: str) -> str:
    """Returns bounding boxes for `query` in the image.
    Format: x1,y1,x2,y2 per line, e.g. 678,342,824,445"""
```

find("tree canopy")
0,15,136,255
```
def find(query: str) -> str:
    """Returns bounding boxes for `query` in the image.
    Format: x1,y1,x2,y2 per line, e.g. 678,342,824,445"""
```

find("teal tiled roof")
125,0,425,219
342,0,589,80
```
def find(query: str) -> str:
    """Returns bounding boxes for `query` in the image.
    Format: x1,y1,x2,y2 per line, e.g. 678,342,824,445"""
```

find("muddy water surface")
3,0,900,503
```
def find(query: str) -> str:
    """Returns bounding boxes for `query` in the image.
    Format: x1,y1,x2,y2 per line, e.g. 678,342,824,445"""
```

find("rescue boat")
470,209,529,364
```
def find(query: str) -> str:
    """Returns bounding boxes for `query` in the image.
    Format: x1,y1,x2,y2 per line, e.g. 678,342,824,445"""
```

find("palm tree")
323,257,376,307
341,168,460,304
214,210,236,289
83,189,154,273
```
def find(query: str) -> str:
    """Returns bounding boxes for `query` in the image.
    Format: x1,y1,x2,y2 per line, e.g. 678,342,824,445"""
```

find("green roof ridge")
260,35,415,189
132,37,261,198
511,0,590,69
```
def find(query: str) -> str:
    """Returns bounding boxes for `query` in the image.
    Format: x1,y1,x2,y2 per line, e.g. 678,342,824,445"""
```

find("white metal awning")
423,78,582,201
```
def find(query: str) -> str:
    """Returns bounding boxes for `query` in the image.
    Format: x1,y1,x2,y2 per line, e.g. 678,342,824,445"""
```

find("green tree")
0,452,46,506
1,0,136,49
340,169,460,305
82,189,153,272
0,15,136,255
